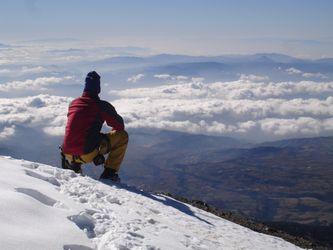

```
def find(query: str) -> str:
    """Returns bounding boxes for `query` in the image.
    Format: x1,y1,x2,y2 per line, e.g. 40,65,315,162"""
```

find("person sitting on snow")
61,71,128,182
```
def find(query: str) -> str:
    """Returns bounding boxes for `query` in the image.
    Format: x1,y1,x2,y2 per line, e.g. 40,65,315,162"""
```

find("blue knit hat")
84,71,101,94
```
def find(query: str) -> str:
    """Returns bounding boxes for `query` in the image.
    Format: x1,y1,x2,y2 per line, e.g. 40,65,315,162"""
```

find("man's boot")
100,168,120,182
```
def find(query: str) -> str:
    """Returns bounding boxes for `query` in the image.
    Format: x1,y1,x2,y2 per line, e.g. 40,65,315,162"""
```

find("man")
61,71,128,182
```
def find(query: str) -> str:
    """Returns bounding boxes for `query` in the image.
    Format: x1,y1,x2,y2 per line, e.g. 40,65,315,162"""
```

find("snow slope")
0,156,303,250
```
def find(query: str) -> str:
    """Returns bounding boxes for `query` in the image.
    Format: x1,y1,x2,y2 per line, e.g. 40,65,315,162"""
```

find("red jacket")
62,92,124,155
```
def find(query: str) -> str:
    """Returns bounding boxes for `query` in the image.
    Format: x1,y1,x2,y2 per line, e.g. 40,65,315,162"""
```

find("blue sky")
1,0,333,57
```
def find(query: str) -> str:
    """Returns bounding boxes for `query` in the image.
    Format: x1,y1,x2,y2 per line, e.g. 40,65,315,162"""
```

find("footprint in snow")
78,197,88,203
147,218,158,225
106,195,122,205
24,169,60,186
128,231,145,239
63,244,94,250
21,163,39,169
15,188,68,209
68,211,96,238
149,208,160,214
145,245,160,250
16,188,55,206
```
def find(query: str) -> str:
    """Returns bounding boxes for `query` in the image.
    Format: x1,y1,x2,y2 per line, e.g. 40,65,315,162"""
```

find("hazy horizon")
1,0,333,58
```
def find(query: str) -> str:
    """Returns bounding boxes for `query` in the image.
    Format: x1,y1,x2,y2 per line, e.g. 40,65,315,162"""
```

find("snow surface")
0,156,303,250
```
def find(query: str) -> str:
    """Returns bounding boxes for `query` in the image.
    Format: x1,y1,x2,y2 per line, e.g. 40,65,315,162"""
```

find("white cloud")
239,74,269,82
0,59,12,65
286,67,327,79
0,95,72,138
0,125,15,140
0,69,11,75
154,74,171,79
21,66,48,74
286,68,302,75
154,74,196,84
176,75,189,80
191,77,205,83
110,77,333,141
112,79,333,100
127,74,145,83
259,117,324,136
302,72,327,79
0,66,49,77
0,76,73,92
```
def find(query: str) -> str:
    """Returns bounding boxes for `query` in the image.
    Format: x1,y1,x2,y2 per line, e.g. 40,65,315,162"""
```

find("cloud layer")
111,77,333,141
0,77,332,142
286,67,327,79
127,74,145,83
0,95,71,139
0,76,73,92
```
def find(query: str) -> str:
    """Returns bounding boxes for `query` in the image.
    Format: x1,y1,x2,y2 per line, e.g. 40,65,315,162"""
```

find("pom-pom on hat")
84,71,101,94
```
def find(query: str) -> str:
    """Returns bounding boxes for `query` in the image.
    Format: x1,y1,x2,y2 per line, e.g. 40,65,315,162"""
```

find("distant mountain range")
93,53,332,65
77,53,333,88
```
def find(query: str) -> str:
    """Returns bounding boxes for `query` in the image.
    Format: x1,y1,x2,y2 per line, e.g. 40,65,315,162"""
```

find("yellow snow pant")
64,130,128,172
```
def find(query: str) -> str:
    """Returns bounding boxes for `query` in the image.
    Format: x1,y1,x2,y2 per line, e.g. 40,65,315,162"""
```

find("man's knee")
108,130,129,145
118,130,129,144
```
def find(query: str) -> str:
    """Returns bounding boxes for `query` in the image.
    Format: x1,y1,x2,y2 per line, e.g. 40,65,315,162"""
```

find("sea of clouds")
0,41,332,142
1,77,332,142
114,77,333,141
